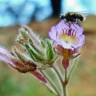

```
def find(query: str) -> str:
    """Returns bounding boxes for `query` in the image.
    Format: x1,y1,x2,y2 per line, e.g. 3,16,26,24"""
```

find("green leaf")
41,40,46,48
46,39,55,62
25,44,44,62
29,39,42,55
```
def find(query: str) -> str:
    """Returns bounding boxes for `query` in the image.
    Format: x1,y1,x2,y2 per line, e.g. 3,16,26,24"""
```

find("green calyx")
17,27,57,66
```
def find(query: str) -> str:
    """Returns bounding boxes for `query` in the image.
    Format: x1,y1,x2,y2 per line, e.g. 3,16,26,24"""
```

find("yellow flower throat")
60,34,76,43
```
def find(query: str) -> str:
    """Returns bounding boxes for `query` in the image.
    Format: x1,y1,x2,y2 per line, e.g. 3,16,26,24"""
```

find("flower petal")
0,47,16,67
56,20,69,35
77,35,85,47
71,24,84,36
72,35,85,48
49,20,69,41
49,26,57,41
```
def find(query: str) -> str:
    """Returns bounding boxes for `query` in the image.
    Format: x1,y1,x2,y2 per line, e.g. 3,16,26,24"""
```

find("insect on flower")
49,12,85,69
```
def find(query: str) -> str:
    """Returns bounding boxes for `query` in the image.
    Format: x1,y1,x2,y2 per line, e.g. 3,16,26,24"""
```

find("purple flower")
49,20,85,69
49,20,85,50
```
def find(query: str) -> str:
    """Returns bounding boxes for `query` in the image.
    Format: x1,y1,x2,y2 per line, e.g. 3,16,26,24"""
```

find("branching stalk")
52,66,65,96
40,70,60,96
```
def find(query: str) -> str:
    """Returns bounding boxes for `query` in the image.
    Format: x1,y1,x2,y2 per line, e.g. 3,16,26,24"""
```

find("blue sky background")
0,0,96,26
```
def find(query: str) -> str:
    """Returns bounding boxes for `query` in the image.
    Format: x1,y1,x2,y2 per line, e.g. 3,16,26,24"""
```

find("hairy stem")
53,66,64,96
64,69,67,96
53,66,63,85
40,70,60,96
67,57,80,82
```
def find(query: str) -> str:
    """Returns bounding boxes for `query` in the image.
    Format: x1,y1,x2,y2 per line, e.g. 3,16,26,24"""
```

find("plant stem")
53,66,65,96
53,66,63,85
64,69,67,96
53,66,68,96
40,70,60,96
67,57,80,82
64,85,66,96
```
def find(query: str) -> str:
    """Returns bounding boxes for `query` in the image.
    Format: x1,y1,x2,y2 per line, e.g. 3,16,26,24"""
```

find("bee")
60,12,86,22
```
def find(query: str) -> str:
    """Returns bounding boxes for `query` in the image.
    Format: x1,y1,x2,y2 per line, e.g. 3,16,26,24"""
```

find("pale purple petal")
48,19,85,50
71,24,84,36
56,20,69,35
0,47,16,67
49,20,69,40
72,35,85,48
0,54,15,67
49,26,57,40
77,35,85,47
0,47,12,57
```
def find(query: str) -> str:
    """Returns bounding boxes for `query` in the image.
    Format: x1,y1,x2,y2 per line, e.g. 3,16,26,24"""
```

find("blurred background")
0,0,96,96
